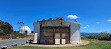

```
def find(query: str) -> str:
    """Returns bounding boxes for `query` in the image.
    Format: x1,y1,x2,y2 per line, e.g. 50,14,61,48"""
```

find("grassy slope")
10,39,111,49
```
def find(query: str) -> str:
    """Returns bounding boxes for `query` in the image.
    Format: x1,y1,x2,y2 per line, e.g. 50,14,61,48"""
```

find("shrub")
85,34,98,39
85,32,111,40
109,34,111,40
98,32,110,40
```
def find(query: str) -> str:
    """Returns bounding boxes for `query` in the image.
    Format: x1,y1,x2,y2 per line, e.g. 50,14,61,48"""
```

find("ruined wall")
40,27,70,44
40,27,54,44
41,21,70,27
70,24,81,44
33,22,40,43
33,21,81,44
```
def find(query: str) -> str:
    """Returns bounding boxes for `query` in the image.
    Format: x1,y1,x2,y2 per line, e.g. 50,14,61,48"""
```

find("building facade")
33,18,81,44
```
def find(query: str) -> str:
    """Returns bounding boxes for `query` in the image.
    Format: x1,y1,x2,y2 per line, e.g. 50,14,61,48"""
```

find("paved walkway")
22,40,90,47
0,38,31,48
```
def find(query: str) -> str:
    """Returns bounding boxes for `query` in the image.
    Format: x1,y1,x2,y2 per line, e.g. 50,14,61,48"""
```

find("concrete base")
21,40,90,47
32,33,37,43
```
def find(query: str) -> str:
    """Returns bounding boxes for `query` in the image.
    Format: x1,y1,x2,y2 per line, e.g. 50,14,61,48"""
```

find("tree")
17,22,24,26
17,22,24,29
0,20,13,34
17,22,25,34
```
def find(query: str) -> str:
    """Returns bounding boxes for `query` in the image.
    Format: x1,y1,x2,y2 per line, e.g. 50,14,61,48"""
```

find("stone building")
33,18,81,44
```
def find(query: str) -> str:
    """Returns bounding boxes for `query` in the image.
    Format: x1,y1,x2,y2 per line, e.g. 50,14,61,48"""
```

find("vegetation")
0,20,13,34
10,38,111,49
85,32,111,40
53,17,64,21
0,20,32,40
17,22,24,26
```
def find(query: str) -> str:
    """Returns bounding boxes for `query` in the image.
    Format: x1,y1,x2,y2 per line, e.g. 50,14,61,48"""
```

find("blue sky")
0,0,111,33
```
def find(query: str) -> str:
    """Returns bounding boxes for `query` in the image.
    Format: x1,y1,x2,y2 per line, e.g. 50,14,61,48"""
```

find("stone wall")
33,21,81,44
33,22,40,43
40,27,54,44
70,24,81,44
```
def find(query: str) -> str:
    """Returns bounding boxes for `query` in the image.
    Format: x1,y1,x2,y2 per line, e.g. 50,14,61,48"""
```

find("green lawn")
10,39,111,49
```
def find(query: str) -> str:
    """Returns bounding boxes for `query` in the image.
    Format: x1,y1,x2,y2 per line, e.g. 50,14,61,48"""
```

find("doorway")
40,26,70,44
55,33,66,44
55,33,60,44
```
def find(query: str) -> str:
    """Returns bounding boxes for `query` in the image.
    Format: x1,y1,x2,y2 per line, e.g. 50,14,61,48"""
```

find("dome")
19,26,31,34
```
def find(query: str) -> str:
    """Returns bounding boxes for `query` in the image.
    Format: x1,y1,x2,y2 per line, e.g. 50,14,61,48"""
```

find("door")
55,33,60,44
55,33,66,44
62,33,66,44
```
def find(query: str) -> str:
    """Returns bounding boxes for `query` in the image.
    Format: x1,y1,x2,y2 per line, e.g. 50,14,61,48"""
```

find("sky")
0,0,111,33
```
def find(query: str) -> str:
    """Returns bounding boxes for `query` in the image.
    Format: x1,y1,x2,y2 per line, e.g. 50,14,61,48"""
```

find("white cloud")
83,25,89,29
107,20,111,21
96,22,100,24
67,15,78,19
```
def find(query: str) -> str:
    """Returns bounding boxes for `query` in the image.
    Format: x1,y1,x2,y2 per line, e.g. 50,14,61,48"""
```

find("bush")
85,34,98,39
85,32,111,40
98,32,110,40
109,34,111,40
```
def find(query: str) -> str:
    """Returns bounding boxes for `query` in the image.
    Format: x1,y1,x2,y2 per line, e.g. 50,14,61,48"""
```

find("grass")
10,38,111,49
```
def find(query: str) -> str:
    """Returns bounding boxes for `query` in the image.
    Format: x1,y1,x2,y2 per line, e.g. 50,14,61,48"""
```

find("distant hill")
81,32,100,36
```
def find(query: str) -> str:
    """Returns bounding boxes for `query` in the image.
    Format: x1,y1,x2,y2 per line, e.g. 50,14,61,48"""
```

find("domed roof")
19,26,31,34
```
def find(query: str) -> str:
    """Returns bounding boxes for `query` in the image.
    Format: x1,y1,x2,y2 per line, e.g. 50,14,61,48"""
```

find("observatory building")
33,18,81,44
19,26,31,35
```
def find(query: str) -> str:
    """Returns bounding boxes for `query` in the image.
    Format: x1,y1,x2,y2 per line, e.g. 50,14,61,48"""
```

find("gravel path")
0,38,31,48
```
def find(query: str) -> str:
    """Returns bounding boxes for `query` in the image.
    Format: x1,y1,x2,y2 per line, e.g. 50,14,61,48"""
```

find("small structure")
19,26,31,35
33,17,81,44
